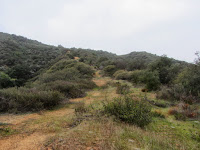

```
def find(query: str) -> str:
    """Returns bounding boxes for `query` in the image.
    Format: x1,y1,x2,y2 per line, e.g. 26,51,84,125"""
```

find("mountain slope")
0,32,188,87
0,32,65,85
0,32,64,73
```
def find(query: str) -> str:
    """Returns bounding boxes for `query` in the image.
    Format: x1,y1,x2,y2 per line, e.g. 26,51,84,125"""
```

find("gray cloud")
0,0,200,62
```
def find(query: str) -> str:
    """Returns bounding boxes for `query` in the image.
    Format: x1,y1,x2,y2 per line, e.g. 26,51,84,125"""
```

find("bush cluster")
142,71,160,91
113,69,161,91
33,59,96,98
156,85,198,104
38,81,85,98
128,70,145,84
0,59,96,113
113,70,130,80
103,96,152,127
0,87,64,113
103,65,118,76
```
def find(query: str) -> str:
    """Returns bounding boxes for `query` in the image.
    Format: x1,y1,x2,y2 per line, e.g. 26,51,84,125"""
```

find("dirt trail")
0,133,54,150
0,108,75,150
0,75,109,150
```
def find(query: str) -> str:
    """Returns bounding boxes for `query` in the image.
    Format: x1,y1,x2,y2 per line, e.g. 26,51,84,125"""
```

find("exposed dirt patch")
0,113,40,125
93,79,108,87
0,132,54,150
0,108,75,150
0,108,74,126
44,108,74,117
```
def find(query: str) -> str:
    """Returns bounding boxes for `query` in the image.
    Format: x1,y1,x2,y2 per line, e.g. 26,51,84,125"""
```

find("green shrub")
29,59,96,102
175,66,200,100
37,79,96,99
37,60,95,84
103,65,117,76
38,80,85,98
0,87,64,113
143,71,160,91
128,70,145,84
149,56,174,84
156,86,174,100
127,70,160,91
113,70,130,80
116,83,131,95
75,79,97,90
103,96,152,127
48,59,94,76
156,85,197,103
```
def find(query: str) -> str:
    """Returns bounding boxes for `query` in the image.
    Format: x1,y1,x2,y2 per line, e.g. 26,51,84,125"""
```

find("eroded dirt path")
0,74,111,150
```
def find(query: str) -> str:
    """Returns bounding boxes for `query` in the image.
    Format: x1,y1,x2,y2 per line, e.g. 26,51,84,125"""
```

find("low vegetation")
168,102,199,121
0,59,96,113
116,82,131,95
0,87,64,113
103,96,152,127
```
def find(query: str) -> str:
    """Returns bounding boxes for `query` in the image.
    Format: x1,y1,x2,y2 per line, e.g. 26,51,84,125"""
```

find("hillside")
0,32,170,86
0,32,65,86
0,32,65,69
0,32,187,74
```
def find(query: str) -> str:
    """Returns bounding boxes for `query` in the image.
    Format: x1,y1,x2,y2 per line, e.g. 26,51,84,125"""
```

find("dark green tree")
103,65,118,76
8,64,32,86
149,56,173,84
0,72,15,88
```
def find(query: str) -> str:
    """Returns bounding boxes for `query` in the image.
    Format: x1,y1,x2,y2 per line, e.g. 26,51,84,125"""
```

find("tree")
175,53,200,97
0,72,15,88
143,71,160,91
149,56,173,84
8,64,32,86
103,65,118,76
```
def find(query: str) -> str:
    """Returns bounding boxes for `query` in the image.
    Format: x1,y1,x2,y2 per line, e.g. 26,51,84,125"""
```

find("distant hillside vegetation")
0,32,65,86
119,51,188,70
0,32,188,88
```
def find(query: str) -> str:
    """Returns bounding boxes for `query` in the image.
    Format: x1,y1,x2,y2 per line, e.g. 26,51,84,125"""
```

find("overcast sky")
0,0,200,62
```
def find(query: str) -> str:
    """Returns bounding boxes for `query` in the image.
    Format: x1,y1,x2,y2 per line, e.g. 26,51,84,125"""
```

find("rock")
128,139,135,143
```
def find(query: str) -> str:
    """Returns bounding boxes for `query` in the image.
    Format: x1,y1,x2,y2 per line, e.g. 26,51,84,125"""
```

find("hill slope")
0,32,188,87
0,32,66,86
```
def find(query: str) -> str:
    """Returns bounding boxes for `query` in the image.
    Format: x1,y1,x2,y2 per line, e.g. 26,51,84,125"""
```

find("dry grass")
43,118,138,150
